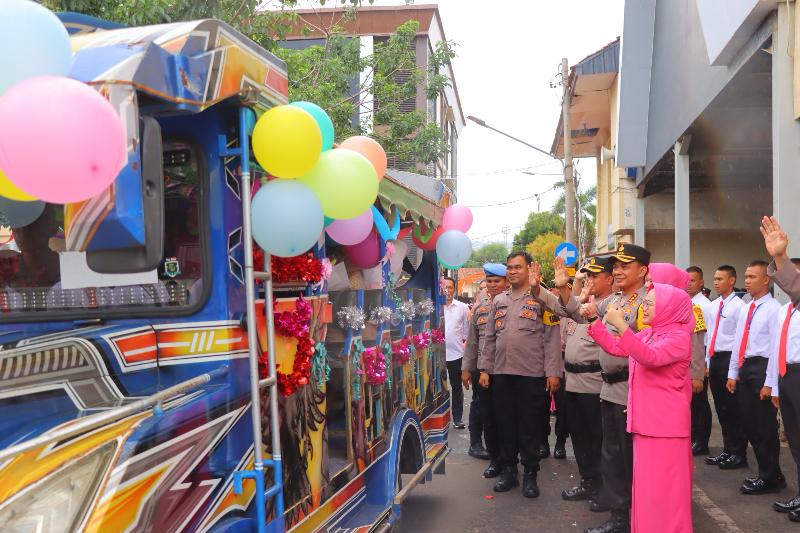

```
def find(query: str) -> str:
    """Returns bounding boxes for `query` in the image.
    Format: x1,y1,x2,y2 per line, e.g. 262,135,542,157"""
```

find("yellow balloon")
252,105,322,178
0,170,36,201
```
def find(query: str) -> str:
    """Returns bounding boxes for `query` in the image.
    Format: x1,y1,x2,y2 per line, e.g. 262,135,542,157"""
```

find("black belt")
565,361,602,374
601,369,629,384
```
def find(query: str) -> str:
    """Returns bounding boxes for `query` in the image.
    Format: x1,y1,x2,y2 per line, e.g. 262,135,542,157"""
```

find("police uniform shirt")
727,293,781,380
479,288,563,378
765,302,800,396
463,295,491,371
563,293,611,394
690,295,709,381
706,292,747,354
692,291,712,346
599,286,649,406
768,260,800,307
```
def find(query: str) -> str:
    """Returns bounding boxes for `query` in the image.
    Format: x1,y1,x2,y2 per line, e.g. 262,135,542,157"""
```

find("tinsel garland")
397,301,417,322
352,339,365,401
363,346,387,385
382,342,393,386
386,272,403,307
412,330,431,350
369,306,393,324
270,252,324,284
311,341,330,388
259,295,316,397
415,298,435,316
430,327,445,345
337,306,366,330
392,337,412,365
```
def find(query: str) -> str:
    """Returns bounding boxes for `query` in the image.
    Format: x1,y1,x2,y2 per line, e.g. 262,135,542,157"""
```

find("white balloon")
436,230,472,268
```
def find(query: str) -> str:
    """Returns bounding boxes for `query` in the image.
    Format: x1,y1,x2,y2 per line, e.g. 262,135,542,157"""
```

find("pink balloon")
325,208,374,245
442,204,473,232
345,229,381,269
0,76,127,204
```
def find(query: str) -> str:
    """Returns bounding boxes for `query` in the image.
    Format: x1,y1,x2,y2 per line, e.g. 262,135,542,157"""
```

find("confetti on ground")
484,495,495,500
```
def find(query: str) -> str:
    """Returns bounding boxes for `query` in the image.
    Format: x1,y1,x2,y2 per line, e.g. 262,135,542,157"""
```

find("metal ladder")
224,107,285,532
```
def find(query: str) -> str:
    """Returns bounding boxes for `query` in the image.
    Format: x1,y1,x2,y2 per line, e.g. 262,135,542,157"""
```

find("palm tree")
550,181,597,257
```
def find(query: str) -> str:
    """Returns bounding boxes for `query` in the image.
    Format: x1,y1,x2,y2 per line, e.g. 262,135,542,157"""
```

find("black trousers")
597,400,633,511
709,351,747,456
779,365,800,495
446,358,464,424
493,374,548,470
738,357,782,482
470,370,499,459
691,376,713,447
566,391,602,485
543,373,569,446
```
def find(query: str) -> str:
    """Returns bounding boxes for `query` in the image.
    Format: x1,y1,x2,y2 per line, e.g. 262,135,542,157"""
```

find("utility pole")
562,58,576,246
501,225,510,249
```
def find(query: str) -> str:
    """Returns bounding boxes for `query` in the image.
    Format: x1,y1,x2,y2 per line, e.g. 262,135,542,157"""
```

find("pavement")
398,388,800,532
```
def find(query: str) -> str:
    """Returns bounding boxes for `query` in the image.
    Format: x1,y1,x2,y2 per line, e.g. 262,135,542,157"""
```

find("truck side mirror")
87,116,164,273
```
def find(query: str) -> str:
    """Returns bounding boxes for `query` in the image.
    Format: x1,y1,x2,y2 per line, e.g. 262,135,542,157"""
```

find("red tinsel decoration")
412,331,431,350
431,327,445,345
392,338,412,365
271,253,323,284
363,346,387,385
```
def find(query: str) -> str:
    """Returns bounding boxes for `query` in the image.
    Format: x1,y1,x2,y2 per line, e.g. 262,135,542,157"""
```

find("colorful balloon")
345,230,381,269
325,208,374,246
251,180,323,257
0,76,126,204
0,0,72,95
0,196,45,229
412,224,443,251
436,230,472,268
371,206,400,240
298,149,378,219
252,105,322,178
442,204,473,233
291,101,335,151
0,170,36,202
339,136,388,180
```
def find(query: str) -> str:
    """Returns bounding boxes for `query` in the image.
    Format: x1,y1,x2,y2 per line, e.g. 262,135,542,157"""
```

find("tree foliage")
551,182,597,256
512,211,563,251
464,242,508,268
525,232,562,284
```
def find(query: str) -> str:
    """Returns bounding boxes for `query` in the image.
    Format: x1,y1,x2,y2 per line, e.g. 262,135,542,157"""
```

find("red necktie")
737,302,756,368
708,300,724,357
779,305,795,377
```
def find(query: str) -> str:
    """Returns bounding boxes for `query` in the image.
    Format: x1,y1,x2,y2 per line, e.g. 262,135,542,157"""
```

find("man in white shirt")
705,265,748,470
725,260,784,493
444,276,470,429
687,266,713,456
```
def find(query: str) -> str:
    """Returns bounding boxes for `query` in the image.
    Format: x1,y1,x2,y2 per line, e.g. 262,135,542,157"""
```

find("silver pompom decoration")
369,306,393,324
415,298,435,316
398,301,417,321
337,306,366,330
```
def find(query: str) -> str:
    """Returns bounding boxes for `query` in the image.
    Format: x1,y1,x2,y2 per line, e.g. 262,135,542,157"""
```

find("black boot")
468,443,491,460
483,460,500,479
584,509,630,533
554,441,567,459
537,442,550,459
562,478,599,501
493,465,519,492
522,467,540,498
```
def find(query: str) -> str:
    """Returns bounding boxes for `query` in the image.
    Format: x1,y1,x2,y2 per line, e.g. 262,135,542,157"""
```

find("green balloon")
324,216,335,227
299,150,379,220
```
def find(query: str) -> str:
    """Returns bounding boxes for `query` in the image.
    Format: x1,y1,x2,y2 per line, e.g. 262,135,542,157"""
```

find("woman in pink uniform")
589,282,694,533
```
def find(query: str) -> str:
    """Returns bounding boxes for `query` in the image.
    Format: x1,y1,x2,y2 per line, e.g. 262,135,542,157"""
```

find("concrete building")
281,4,464,198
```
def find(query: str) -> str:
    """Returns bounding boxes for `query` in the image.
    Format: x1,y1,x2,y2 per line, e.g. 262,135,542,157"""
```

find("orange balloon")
339,136,387,180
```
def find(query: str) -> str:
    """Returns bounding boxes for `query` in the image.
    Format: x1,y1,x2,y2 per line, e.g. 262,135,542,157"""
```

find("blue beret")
483,263,507,277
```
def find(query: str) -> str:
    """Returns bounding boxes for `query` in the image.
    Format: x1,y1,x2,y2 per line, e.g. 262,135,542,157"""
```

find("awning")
377,170,445,228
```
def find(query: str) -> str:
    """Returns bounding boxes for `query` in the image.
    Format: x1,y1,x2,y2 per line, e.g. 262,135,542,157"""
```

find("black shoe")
790,509,800,522
554,443,567,459
774,495,800,513
483,460,500,479
590,500,611,513
537,443,550,459
522,468,539,498
741,477,787,495
718,454,748,470
691,442,710,456
745,472,784,488
704,451,730,466
493,466,519,492
452,420,465,429
468,444,491,460
584,510,630,533
562,485,596,502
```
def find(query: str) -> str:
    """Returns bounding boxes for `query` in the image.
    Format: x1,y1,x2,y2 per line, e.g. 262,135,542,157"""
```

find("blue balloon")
435,230,472,268
371,206,400,240
0,0,72,95
290,101,335,151
251,180,324,257
0,197,45,228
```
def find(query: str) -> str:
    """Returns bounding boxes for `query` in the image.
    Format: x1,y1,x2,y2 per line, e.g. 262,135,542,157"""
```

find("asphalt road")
399,388,799,533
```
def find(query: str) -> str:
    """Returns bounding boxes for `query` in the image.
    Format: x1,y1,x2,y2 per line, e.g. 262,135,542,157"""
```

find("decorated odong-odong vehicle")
0,10,459,533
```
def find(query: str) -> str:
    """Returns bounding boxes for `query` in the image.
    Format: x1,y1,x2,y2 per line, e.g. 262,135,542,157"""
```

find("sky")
367,0,625,248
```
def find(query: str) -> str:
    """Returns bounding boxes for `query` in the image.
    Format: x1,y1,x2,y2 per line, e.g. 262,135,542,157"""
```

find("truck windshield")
0,141,205,317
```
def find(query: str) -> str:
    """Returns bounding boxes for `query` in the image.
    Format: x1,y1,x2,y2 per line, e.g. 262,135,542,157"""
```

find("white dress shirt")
727,293,781,380
766,302,800,397
706,292,747,353
444,298,469,362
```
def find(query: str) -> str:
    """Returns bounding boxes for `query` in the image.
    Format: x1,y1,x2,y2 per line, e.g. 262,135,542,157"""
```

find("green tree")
525,232,562,284
512,211,563,250
551,183,597,256
464,242,508,268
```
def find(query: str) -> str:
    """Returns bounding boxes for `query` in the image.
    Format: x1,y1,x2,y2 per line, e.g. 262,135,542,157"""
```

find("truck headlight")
0,441,115,533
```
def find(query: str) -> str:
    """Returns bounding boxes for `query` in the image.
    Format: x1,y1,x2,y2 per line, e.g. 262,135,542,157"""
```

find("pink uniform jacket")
588,283,694,438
